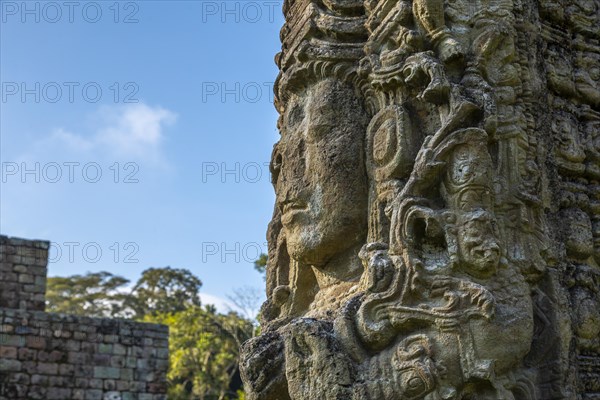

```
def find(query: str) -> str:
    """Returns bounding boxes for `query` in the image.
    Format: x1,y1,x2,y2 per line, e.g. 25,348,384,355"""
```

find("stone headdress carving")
263,0,370,324
274,0,368,112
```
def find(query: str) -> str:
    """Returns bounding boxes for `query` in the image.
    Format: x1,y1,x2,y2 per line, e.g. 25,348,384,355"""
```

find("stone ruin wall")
0,237,48,312
0,235,169,400
239,0,600,398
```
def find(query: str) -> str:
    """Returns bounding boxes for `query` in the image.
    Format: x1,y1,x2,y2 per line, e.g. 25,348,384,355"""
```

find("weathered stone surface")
0,309,169,400
240,0,600,398
0,236,49,312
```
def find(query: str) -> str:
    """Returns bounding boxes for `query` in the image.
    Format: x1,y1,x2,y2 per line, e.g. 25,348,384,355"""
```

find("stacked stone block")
0,236,49,311
0,310,168,400
0,235,169,400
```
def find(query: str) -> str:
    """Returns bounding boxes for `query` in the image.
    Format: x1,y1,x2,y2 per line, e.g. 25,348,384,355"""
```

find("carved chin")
476,261,499,275
464,255,499,277
285,226,329,265
284,223,356,266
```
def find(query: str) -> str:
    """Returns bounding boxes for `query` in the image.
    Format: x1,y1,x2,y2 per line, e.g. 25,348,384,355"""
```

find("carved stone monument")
240,0,600,397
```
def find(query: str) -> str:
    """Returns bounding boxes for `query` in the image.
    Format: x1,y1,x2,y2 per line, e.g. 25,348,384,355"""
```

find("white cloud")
200,293,236,314
48,103,177,166
96,103,176,160
51,128,95,152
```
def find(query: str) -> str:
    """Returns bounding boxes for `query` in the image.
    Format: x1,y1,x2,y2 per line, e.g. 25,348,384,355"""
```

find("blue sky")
0,0,284,311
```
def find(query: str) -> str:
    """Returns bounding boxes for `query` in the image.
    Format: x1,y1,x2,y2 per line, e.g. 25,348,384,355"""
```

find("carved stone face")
562,208,594,260
444,142,494,211
546,47,574,96
272,78,368,267
553,113,586,165
456,210,501,277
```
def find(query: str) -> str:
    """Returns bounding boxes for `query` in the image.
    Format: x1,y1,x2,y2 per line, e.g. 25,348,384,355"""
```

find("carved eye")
307,123,333,141
407,376,425,392
286,102,305,130
402,371,429,397
270,145,283,185
372,118,397,164
553,118,574,136
451,160,474,185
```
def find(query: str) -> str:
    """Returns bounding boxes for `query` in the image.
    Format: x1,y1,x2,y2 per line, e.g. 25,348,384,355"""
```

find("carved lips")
281,200,310,225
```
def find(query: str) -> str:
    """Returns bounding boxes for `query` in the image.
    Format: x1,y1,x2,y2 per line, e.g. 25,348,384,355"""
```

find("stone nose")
276,187,311,212
473,241,500,258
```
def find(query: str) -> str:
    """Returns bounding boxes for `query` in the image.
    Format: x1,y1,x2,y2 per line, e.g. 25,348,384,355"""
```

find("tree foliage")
46,267,253,399
146,307,253,400
46,271,130,317
253,253,267,277
126,266,202,319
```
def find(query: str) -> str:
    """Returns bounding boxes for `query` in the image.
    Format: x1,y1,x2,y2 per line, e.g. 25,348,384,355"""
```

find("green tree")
127,266,202,319
146,306,253,400
46,271,130,318
46,267,251,399
253,253,267,277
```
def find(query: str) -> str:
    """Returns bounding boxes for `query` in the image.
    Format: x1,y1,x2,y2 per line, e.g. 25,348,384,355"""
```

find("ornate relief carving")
239,0,600,397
